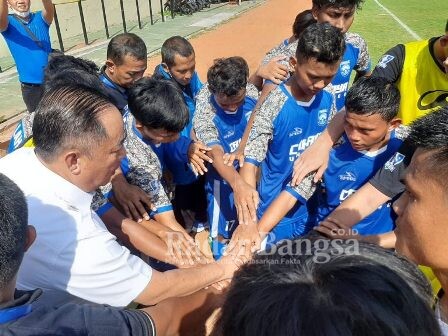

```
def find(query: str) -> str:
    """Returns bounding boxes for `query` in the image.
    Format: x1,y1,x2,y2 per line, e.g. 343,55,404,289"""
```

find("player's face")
312,5,355,34
7,0,30,13
292,57,339,100
394,148,448,269
166,53,196,86
344,111,396,151
137,125,179,145
78,106,126,192
213,89,246,113
106,55,147,89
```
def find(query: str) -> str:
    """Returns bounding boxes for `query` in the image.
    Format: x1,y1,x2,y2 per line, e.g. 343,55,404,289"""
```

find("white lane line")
373,0,421,40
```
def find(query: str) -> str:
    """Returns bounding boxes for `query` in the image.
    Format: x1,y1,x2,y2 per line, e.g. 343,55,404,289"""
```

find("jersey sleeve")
369,140,415,198
122,134,173,214
193,83,220,146
244,88,285,165
284,173,317,204
371,44,405,83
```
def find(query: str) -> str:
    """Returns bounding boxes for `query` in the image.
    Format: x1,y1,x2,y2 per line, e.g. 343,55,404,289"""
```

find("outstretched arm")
42,0,54,25
0,0,9,32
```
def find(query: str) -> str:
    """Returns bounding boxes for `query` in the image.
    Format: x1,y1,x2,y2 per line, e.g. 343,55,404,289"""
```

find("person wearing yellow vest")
371,20,448,125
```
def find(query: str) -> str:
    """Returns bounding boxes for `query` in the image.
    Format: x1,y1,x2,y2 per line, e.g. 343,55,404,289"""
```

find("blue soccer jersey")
245,83,336,242
265,32,370,112
315,127,407,234
331,32,371,111
153,65,203,185
205,95,256,244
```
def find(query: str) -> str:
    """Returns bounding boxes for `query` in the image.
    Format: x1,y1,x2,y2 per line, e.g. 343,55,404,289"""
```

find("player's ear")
388,117,402,131
105,59,116,73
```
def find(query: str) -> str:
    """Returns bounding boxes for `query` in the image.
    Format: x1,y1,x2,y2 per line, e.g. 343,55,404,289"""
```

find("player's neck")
288,76,314,102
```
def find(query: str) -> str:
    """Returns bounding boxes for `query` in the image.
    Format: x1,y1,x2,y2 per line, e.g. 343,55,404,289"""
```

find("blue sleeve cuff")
96,201,114,217
150,205,173,217
284,186,307,205
244,157,261,167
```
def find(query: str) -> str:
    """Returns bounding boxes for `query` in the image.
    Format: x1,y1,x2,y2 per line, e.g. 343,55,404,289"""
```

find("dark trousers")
21,82,44,112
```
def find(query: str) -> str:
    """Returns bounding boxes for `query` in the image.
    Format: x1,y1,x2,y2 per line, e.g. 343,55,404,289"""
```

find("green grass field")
350,0,447,67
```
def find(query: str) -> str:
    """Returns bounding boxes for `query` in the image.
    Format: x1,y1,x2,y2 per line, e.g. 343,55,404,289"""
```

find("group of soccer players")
2,0,448,333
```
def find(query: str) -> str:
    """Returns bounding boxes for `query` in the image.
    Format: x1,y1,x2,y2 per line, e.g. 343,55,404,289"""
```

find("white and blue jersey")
331,33,371,111
265,32,371,111
153,65,203,186
315,128,407,234
204,95,256,251
245,83,336,243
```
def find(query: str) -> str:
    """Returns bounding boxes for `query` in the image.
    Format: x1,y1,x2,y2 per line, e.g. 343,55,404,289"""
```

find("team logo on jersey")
384,152,405,172
377,54,394,69
289,127,303,137
318,109,328,126
339,171,356,182
417,90,448,111
339,60,351,77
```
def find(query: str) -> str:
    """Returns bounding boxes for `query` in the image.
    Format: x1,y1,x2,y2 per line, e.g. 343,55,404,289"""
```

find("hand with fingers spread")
161,229,211,267
111,172,156,222
291,144,330,187
314,217,360,240
256,56,289,85
188,141,213,175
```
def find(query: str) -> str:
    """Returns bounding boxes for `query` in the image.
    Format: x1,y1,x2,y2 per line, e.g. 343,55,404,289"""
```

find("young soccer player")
194,57,257,259
232,23,345,251
96,77,209,265
152,36,209,233
258,77,405,241
255,0,370,108
100,33,147,114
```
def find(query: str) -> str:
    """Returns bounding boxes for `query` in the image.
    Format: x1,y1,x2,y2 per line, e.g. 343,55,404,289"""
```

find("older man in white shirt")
0,84,241,311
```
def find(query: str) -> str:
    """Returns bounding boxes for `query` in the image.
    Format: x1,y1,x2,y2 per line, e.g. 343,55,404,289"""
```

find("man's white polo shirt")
0,148,152,307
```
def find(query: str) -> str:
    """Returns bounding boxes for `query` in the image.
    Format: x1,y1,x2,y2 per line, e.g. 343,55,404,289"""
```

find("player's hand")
226,222,260,259
223,149,245,167
188,141,213,176
111,177,156,222
256,56,289,84
160,228,210,267
291,141,331,186
218,249,250,279
233,180,259,225
314,217,360,240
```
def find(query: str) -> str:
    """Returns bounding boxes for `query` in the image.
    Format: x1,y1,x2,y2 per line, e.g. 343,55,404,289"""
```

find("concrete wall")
0,0,162,58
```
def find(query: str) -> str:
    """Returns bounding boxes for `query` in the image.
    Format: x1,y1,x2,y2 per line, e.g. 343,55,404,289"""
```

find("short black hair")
44,55,106,95
407,106,448,188
33,85,114,161
128,77,189,132
292,10,316,38
213,240,439,336
207,56,249,96
0,174,28,288
161,36,195,67
107,33,147,65
312,0,364,10
345,77,400,122
296,22,345,64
